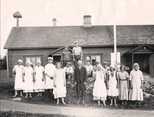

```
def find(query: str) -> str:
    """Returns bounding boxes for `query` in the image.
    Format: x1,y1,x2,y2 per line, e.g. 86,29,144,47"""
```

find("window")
85,54,102,65
24,56,42,66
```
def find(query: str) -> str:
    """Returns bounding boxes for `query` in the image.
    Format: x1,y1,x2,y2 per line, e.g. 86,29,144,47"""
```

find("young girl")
33,60,45,96
93,64,107,106
23,61,34,98
12,59,24,97
117,65,129,105
53,62,66,104
107,66,119,106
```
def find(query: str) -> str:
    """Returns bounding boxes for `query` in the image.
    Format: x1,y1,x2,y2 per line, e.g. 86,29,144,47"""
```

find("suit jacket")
74,66,87,85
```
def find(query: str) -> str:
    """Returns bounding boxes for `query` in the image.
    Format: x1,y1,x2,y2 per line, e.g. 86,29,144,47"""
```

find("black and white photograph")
0,0,154,117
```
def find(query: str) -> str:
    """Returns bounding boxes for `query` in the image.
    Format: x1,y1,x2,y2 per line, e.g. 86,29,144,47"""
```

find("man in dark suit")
74,60,87,104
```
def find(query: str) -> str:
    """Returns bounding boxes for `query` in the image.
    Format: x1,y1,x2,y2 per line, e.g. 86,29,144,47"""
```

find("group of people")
85,60,144,106
12,55,144,106
12,39,144,106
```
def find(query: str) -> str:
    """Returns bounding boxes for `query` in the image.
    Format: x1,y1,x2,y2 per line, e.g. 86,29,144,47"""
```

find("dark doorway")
53,55,61,63
133,54,150,73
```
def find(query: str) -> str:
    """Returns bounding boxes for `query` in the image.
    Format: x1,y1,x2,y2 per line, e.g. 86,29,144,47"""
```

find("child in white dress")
93,64,107,106
12,59,24,97
33,60,45,96
23,61,34,98
107,66,119,106
53,62,66,105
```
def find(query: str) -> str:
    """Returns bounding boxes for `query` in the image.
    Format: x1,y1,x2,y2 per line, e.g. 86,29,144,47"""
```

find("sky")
1,0,154,58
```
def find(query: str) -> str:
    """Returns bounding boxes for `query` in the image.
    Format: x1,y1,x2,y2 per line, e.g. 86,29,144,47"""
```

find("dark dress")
74,66,87,99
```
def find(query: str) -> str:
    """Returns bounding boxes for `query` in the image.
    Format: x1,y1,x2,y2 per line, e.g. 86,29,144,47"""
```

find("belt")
120,79,127,81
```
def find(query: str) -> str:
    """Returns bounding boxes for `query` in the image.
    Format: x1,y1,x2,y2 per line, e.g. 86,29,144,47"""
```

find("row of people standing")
13,57,67,104
91,62,144,106
13,57,144,106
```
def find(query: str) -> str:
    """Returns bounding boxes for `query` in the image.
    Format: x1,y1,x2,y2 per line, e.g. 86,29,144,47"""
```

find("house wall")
7,46,133,79
8,48,55,78
83,46,133,64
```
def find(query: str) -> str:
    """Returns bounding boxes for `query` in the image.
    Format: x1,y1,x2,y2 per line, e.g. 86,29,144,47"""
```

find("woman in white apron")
93,64,107,106
129,63,144,105
53,62,66,105
107,66,119,106
12,59,24,97
33,60,45,96
23,61,34,98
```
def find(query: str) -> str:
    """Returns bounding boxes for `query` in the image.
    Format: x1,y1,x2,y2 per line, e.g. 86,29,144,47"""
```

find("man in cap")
129,63,144,105
12,59,24,97
44,57,56,101
74,60,87,104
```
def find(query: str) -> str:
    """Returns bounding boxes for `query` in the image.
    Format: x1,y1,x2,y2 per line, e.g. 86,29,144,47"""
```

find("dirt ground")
1,73,154,116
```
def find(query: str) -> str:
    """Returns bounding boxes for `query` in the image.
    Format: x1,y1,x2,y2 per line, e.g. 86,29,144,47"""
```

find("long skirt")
93,80,107,101
23,77,34,93
44,76,54,90
14,75,24,91
119,81,128,100
129,88,143,101
33,76,45,92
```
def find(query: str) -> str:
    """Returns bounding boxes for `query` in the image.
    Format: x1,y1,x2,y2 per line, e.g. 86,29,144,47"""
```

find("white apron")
23,66,34,93
129,70,144,101
13,65,24,90
33,66,45,92
93,70,107,100
44,63,56,89
53,69,66,98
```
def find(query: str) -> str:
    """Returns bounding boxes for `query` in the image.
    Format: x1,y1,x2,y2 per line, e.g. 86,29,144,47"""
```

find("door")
53,55,61,63
149,54,154,77
134,54,150,73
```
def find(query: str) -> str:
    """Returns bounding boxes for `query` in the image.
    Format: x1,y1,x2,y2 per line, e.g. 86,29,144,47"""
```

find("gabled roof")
4,25,154,49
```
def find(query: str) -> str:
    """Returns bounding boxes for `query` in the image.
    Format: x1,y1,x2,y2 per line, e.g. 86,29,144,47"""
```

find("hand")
42,78,44,81
22,78,25,82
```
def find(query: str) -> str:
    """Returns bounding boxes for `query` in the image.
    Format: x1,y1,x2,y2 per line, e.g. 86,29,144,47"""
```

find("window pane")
25,56,41,66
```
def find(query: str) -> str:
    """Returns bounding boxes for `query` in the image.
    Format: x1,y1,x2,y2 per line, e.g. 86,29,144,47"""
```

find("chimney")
83,15,92,27
52,18,57,26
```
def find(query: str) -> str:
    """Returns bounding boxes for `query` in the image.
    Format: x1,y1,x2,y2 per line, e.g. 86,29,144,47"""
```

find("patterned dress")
117,71,129,100
129,70,144,101
107,71,119,97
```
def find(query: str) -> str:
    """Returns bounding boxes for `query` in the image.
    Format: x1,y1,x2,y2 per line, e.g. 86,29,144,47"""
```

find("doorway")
134,54,150,73
53,55,61,63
